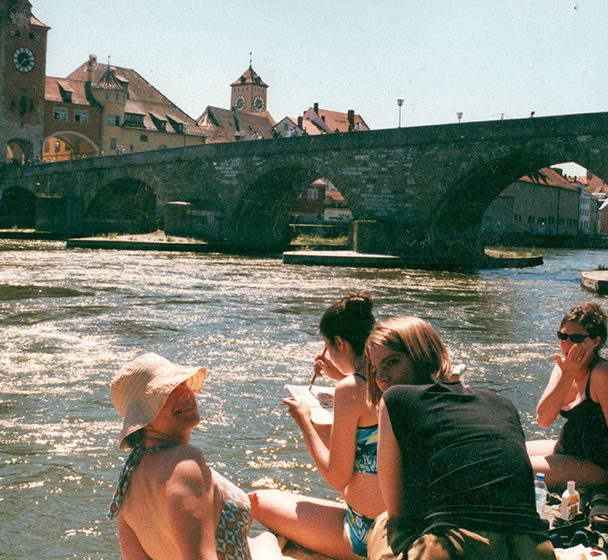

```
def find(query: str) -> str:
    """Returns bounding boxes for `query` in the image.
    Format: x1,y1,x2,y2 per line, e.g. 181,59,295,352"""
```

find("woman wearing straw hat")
108,352,283,560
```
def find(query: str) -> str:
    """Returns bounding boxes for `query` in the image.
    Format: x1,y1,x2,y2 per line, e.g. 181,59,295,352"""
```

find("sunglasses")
556,331,589,344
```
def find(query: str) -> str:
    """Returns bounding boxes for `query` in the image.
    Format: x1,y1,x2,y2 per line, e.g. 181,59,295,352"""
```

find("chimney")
314,102,319,115
87,54,97,83
347,109,355,131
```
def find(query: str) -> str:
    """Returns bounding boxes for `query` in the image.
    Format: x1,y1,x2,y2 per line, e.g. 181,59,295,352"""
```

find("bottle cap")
536,473,545,481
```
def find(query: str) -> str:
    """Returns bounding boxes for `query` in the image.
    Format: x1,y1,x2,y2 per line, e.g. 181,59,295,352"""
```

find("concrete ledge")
0,229,63,240
581,270,608,294
483,249,544,268
283,250,403,268
66,238,212,252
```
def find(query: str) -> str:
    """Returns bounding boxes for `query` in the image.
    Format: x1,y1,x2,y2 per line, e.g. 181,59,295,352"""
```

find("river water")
1,240,607,559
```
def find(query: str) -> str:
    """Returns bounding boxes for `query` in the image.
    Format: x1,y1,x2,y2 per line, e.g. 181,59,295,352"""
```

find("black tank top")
557,369,608,471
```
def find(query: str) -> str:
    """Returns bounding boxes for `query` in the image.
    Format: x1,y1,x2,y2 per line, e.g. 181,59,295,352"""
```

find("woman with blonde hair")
365,317,554,560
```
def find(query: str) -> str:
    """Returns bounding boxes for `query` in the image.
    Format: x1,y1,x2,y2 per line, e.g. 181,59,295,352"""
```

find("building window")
54,141,61,152
115,93,120,101
548,217,555,225
158,144,167,149
528,216,534,223
107,115,120,126
53,107,68,121
105,92,109,100
307,188,318,200
44,142,49,153
110,138,117,150
140,135,148,142
124,113,144,127
130,145,134,152
514,214,521,222
74,110,88,123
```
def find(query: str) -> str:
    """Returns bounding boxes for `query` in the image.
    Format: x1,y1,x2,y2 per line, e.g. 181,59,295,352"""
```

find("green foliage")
291,234,348,246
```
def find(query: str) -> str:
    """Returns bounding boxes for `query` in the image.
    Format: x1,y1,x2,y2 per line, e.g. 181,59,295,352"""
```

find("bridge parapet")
2,111,608,267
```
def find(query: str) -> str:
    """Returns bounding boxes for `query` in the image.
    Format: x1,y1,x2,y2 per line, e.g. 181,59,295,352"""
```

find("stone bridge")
2,111,608,267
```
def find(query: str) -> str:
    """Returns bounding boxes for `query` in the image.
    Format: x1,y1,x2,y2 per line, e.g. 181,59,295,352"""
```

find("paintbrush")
309,347,327,391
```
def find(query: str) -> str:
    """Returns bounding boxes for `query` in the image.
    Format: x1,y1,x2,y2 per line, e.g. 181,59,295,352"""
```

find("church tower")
0,0,49,164
230,64,268,114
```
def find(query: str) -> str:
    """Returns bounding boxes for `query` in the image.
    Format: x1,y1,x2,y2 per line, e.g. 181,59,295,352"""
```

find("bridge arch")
84,177,156,234
430,138,608,242
6,138,34,165
0,185,36,228
42,131,98,162
226,166,319,245
226,165,361,246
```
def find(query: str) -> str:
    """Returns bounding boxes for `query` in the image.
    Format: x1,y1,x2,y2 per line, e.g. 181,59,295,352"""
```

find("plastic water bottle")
560,480,580,521
534,472,548,517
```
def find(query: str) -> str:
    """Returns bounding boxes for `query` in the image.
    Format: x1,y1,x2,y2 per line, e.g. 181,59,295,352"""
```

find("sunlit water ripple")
1,240,607,559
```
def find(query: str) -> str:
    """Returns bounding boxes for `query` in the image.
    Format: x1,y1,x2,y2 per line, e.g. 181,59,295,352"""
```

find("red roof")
230,65,268,88
45,77,90,105
519,167,578,191
585,172,608,195
66,56,204,136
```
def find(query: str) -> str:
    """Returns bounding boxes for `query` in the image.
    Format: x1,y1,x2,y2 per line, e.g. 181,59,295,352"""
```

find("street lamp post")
397,98,404,128
457,112,463,124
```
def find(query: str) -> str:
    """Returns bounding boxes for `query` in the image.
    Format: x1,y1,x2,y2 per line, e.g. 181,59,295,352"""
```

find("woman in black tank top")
527,302,608,490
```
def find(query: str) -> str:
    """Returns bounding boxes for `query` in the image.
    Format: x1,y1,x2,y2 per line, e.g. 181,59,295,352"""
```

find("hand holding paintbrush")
309,346,326,390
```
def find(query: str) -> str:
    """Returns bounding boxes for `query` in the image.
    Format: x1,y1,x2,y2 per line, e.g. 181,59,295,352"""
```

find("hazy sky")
32,0,608,132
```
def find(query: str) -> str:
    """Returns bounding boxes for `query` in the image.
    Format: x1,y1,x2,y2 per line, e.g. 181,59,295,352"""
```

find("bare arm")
165,453,219,560
117,515,151,560
590,362,608,428
285,377,361,491
536,340,595,428
377,400,402,519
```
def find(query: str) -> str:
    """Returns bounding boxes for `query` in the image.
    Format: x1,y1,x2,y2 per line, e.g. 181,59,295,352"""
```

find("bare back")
333,373,384,518
118,445,252,560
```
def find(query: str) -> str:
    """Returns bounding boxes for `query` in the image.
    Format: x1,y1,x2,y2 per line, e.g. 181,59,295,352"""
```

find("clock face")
13,47,35,72
253,95,265,112
235,95,246,112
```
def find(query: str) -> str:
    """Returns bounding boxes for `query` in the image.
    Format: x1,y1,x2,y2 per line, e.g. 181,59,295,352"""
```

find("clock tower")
0,0,49,164
230,64,268,114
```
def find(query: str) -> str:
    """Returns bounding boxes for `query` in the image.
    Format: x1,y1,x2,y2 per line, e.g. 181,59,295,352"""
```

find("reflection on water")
1,240,607,559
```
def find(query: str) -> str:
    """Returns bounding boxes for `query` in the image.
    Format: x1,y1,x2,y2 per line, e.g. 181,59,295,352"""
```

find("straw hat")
111,352,206,449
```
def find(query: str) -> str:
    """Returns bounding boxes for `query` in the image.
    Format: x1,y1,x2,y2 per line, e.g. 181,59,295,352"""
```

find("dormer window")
150,113,167,131
123,113,145,127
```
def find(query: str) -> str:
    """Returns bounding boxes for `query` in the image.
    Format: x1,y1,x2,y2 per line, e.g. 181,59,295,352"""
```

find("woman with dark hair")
254,291,384,560
528,302,608,492
365,317,554,560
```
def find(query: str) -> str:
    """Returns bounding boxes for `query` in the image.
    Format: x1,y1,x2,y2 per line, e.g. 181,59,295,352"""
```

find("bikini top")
351,372,378,475
354,423,378,474
108,445,252,560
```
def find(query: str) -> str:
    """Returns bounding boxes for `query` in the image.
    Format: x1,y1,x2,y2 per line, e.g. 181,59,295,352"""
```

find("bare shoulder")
166,445,213,495
592,361,608,379
334,373,367,412
591,361,608,399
